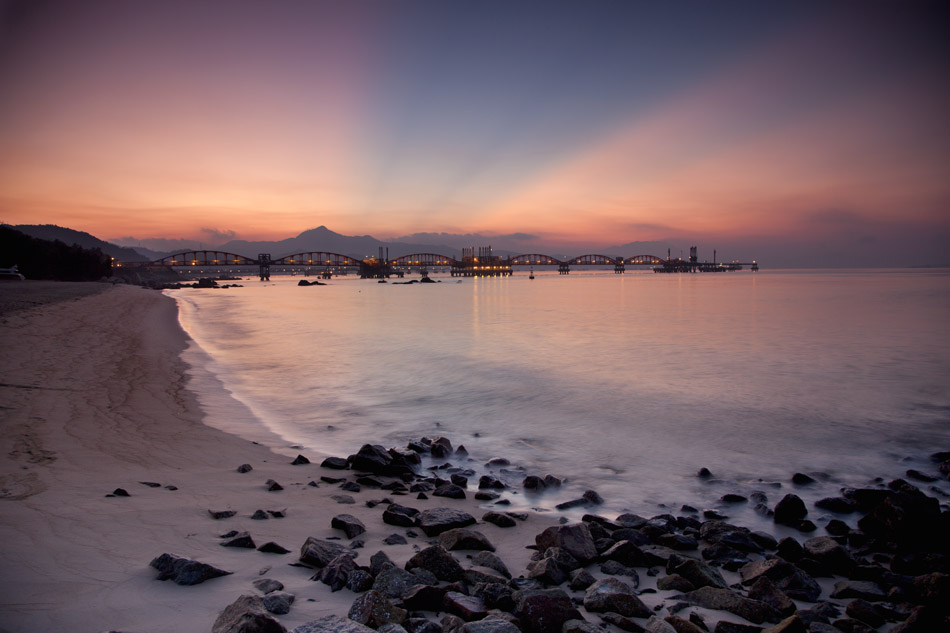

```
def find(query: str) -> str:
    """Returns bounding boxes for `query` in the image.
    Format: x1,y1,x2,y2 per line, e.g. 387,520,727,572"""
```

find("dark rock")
523,475,547,490
658,533,699,550
110,488,130,497
905,469,938,483
600,612,648,632
791,473,816,485
472,550,511,578
482,511,516,528
265,479,283,492
237,464,253,473
739,558,821,602
526,557,567,586
584,577,652,618
211,594,286,633
825,519,850,536
139,481,161,488
342,481,362,493
149,553,231,585
262,591,295,615
373,565,426,599
680,586,781,624
830,580,887,602
401,584,447,611
417,507,477,536
512,588,583,633
569,568,597,591
600,560,640,582
443,591,488,620
253,578,284,594
347,569,375,593
430,436,453,459
251,509,269,520
291,454,310,465
663,615,706,633
721,494,748,504
383,503,420,527
888,604,950,632
348,590,407,628
321,456,348,470
535,523,597,563
698,468,713,478
258,542,291,554
406,545,464,582
450,474,468,488
314,553,358,591
601,540,647,567
383,534,408,545
299,537,348,568
479,475,507,489
289,615,374,633
845,599,886,628
815,496,857,514
433,483,467,499
461,615,521,633
657,574,696,593
209,509,237,520
747,576,795,617
667,555,728,590
331,513,367,539
775,537,803,562
773,494,807,526
439,527,495,552
761,615,805,633
221,531,256,548
802,536,855,575
348,444,395,474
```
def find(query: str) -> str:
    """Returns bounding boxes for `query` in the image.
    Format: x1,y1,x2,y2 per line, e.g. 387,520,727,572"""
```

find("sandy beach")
0,283,556,633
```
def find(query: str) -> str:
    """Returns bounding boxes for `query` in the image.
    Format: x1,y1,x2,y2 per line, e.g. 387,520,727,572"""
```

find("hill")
0,226,113,280
12,225,149,262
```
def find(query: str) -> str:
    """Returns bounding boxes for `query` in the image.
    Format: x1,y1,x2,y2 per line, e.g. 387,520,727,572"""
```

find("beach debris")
236,463,253,473
208,509,236,520
331,513,367,539
149,553,231,585
211,594,285,633
291,454,310,465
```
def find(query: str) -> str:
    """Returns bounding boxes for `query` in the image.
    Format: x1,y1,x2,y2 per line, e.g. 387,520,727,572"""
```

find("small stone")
262,591,294,615
265,479,283,491
221,531,256,549
111,488,130,497
291,454,310,465
331,494,356,504
251,509,269,520
140,481,162,488
209,509,236,520
257,542,291,554
252,578,284,594
482,511,516,527
331,514,367,539
150,553,232,585
236,463,253,473
439,528,495,552
383,533,408,545
211,594,284,633
792,473,817,485
774,494,807,526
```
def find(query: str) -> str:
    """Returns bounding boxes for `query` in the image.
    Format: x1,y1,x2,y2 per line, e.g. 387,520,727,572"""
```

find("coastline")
0,284,556,632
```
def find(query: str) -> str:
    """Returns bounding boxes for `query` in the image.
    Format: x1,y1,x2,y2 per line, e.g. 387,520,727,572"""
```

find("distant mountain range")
17,224,676,263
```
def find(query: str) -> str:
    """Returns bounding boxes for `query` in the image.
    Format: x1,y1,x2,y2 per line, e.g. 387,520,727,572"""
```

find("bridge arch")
566,254,619,266
273,252,362,267
390,253,459,267
154,251,257,266
625,255,665,265
509,254,563,265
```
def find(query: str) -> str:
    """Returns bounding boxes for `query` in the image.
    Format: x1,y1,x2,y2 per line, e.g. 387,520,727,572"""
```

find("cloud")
199,227,237,243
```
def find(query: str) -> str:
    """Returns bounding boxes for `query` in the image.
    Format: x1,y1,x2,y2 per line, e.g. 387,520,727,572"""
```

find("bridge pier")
258,253,271,281
614,260,625,274
558,263,570,275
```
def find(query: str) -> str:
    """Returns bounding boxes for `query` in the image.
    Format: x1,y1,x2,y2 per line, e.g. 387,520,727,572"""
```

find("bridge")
119,246,757,280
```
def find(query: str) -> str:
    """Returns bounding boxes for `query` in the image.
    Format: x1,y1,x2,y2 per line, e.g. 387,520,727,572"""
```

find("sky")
0,0,948,266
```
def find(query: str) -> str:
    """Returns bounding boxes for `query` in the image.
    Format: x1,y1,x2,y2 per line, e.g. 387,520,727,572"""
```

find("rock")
791,473,816,485
472,550,511,578
331,513,366,539
258,542,291,554
523,475,547,490
209,509,237,520
761,615,806,633
888,604,950,632
775,537,803,562
348,590,408,628
583,577,652,618
406,545,464,581
265,479,283,492
314,553,358,591
347,570,375,593
680,586,781,624
663,615,706,633
747,577,796,616
482,511,517,528
332,494,356,504
251,509,269,520
289,615,374,633
291,454,310,465
802,536,855,575
600,612,648,632
645,616,678,633
211,594,286,633
657,574,696,593
773,494,807,526
439,527,495,551
526,557,567,586
535,523,597,563
149,553,231,585
342,481,362,492
667,555,729,590
321,456,348,470
562,619,602,633
739,558,822,602
443,591,488,620
815,496,857,514
512,588,583,633
348,444,394,474
845,599,885,628
299,537,348,568
433,483,467,499
383,503,420,527
912,571,950,605
110,488,130,497
417,507,477,536
262,591,295,615
237,464,253,473
569,568,597,591
253,578,284,594
383,534,407,545
461,616,522,633
373,565,425,599
221,531,256,548
430,436,453,458
830,580,886,602
698,468,713,478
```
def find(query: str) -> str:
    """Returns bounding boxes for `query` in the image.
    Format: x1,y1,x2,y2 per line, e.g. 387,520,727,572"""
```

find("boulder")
211,594,286,633
439,528,495,551
680,586,781,624
289,616,374,633
482,511,517,528
747,576,796,616
526,557,567,586
149,553,231,585
472,550,511,578
668,555,729,590
299,537,348,568
258,542,291,554
802,536,855,575
512,588,583,633
406,545,464,582
600,540,647,567
443,591,488,620
534,523,597,563
348,444,394,473
657,574,696,593
461,616,522,633
291,454,310,465
331,514,367,539
348,590,408,628
762,615,807,633
314,553,358,591
433,483,467,499
373,565,425,599
645,616,678,633
583,577,652,618
221,531,256,549
262,591,295,615
417,507,476,536
253,578,284,594
773,494,808,526
829,580,887,602
739,558,822,602
321,456,348,470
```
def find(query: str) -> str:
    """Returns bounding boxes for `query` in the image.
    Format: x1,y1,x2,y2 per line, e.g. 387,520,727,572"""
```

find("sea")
166,268,950,532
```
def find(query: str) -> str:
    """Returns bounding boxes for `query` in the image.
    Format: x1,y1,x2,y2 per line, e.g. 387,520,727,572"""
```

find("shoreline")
0,283,946,633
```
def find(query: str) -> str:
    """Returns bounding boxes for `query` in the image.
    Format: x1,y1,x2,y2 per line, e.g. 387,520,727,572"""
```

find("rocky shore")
1,284,947,633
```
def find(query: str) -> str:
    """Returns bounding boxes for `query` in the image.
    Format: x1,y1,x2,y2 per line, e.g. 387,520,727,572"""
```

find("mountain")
218,226,462,260
10,224,149,262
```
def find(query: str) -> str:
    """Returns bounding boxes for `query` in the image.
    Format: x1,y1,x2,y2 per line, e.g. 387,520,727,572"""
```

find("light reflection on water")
168,269,950,528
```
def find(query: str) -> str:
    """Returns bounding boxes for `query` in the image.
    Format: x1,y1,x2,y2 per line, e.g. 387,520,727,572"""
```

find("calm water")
168,269,950,529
